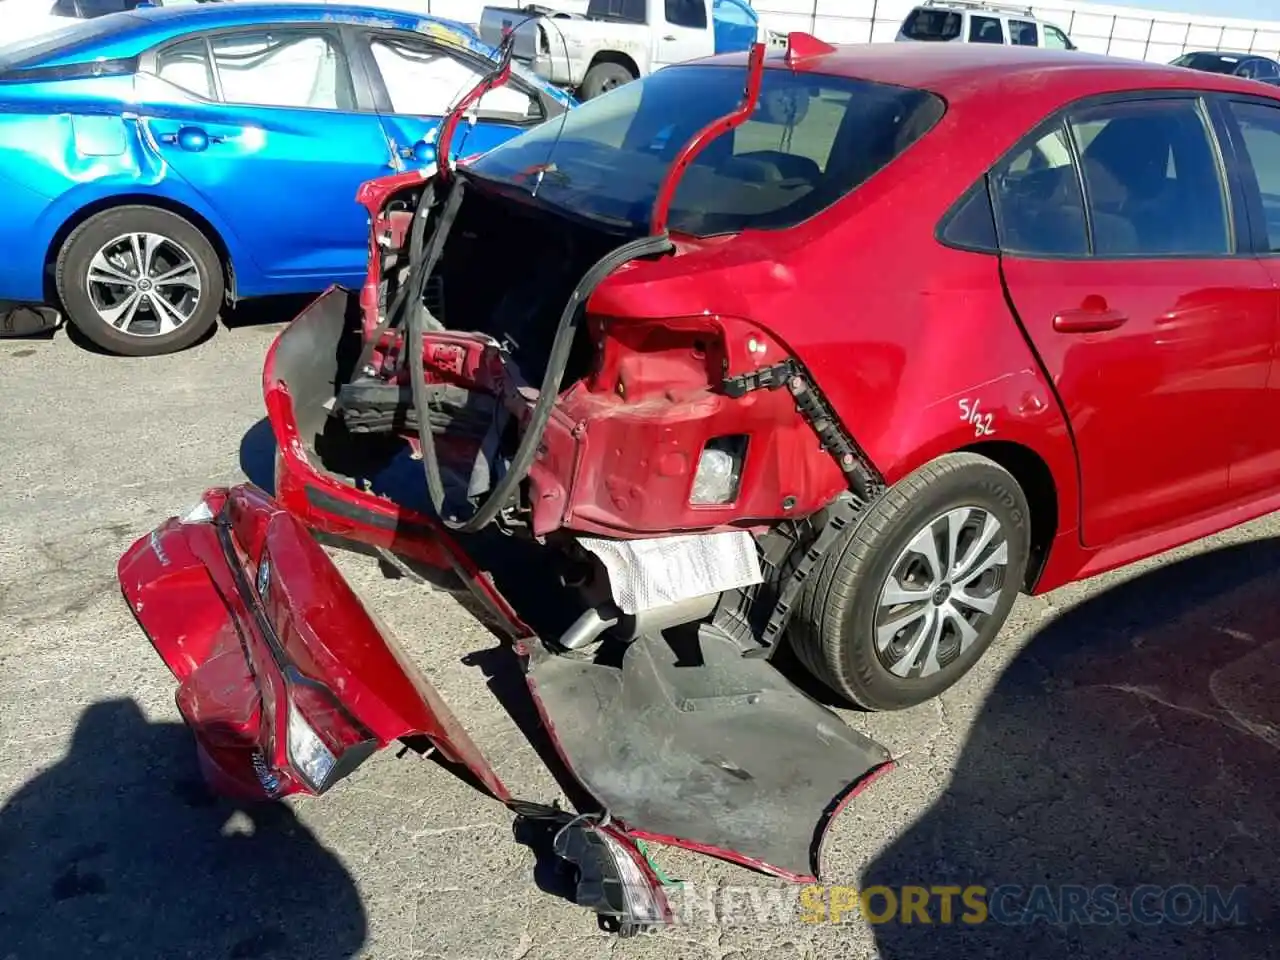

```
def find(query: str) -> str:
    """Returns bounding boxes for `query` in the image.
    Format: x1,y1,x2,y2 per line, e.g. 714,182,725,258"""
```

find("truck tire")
56,205,223,357
789,453,1030,711
580,61,636,99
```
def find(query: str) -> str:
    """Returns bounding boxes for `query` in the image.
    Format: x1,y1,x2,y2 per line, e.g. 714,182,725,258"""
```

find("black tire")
789,453,1031,711
55,205,224,357
579,61,636,100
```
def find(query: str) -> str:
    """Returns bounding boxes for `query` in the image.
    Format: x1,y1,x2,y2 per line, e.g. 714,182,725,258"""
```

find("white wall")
750,0,1280,61
422,0,1280,62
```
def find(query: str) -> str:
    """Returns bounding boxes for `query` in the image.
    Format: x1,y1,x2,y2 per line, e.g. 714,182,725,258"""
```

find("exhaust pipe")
557,593,721,651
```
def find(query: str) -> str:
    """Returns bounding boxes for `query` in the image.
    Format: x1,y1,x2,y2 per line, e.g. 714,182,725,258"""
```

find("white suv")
895,0,1076,50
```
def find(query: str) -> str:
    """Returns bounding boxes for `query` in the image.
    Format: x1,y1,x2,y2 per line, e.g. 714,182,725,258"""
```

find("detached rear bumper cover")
117,484,509,804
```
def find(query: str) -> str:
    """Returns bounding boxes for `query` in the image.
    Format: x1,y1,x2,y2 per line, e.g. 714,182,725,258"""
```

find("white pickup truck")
477,0,777,100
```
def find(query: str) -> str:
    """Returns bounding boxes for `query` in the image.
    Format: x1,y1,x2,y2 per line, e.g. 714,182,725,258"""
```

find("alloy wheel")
874,505,1010,680
85,232,202,338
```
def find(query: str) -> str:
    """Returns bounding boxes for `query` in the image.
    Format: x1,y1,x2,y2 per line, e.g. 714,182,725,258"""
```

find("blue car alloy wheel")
55,206,224,357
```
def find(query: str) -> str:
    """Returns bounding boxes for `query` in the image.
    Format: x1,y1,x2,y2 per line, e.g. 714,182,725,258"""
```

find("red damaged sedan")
119,35,1280,930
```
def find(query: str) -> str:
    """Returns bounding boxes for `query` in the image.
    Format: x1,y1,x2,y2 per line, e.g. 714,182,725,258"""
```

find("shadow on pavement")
240,416,277,496
864,537,1280,958
0,698,367,960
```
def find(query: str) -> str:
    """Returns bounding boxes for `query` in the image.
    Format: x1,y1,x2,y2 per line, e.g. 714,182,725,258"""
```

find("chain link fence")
421,0,1280,63
750,0,1280,62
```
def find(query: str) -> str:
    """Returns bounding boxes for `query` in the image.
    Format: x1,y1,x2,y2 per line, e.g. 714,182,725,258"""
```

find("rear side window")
991,124,1089,256
1009,20,1038,46
155,37,215,99
969,15,1004,43
901,8,962,42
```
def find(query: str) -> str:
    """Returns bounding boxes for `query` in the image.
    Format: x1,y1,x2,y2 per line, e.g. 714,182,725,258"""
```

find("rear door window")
900,8,962,41
1227,100,1280,251
1009,20,1038,46
665,0,706,29
991,124,1089,256
1070,99,1230,256
969,15,1005,43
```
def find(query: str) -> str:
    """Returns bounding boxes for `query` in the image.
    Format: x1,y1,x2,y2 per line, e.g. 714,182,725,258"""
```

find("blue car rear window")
0,14,146,71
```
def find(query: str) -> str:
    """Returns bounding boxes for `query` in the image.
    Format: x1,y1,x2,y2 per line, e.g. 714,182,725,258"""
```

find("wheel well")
586,50,640,80
43,194,236,305
962,439,1058,591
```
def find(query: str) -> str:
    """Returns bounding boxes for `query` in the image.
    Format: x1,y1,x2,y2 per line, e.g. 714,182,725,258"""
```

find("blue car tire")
55,205,225,357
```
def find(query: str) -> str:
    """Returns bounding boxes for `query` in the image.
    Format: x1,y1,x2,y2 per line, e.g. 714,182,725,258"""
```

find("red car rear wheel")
790,452,1031,711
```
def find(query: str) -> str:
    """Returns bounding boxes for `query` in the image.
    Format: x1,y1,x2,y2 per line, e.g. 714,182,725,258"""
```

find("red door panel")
1002,257,1275,547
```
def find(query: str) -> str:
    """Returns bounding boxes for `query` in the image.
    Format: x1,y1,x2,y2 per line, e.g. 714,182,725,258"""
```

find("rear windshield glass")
587,0,646,23
901,8,962,41
1173,52,1242,74
467,64,945,236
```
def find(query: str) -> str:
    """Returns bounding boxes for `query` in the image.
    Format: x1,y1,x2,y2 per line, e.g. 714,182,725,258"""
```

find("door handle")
156,125,224,150
1052,307,1128,333
663,34,677,40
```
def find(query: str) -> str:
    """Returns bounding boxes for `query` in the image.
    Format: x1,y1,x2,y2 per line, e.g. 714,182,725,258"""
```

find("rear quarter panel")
0,75,255,301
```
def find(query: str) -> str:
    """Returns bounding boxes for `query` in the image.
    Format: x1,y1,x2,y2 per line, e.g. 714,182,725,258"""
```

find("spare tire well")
44,195,234,304
960,439,1057,591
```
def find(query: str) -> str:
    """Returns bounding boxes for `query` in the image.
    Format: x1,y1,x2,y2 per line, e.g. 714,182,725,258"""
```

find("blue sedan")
0,3,574,355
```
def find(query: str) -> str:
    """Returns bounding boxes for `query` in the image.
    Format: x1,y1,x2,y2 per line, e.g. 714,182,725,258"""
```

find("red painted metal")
346,44,1280,587
118,483,512,804
784,31,835,63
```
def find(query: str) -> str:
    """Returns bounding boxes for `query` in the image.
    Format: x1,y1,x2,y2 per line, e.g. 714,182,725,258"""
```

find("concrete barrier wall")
418,0,1280,63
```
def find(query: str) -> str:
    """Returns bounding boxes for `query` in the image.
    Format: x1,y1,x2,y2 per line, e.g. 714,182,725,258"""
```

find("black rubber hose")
420,232,675,534
406,181,471,522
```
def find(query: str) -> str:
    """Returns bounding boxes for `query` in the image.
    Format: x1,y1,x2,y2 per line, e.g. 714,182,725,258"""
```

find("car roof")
0,3,489,70
697,42,1279,102
123,1,434,29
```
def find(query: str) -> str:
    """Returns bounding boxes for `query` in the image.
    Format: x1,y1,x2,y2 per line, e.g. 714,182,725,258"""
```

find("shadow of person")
862,537,1280,958
0,698,367,959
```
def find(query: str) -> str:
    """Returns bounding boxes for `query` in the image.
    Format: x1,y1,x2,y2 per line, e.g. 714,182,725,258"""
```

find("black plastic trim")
0,56,137,83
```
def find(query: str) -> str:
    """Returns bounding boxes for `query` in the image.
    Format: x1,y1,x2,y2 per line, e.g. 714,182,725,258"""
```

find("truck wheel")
55,205,224,357
580,62,635,99
789,453,1030,711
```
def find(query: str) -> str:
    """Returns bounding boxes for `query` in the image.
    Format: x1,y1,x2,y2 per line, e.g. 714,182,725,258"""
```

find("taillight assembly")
552,819,673,935
281,677,377,794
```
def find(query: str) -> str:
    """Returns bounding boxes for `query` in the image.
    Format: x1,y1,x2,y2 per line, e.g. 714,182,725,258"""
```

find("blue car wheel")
55,206,225,357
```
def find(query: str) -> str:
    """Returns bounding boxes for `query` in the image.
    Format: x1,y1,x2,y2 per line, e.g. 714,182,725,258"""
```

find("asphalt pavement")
0,306,1276,959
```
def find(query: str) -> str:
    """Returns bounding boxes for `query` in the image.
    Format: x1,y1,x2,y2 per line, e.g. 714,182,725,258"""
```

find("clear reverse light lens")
599,830,666,925
287,699,336,789
180,500,215,524
690,437,746,505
